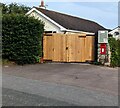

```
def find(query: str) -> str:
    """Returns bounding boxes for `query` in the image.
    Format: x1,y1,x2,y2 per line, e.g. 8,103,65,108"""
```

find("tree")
1,2,31,14
0,3,8,14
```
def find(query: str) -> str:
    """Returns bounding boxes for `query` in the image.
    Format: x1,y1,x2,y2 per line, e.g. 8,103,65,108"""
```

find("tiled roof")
35,7,106,33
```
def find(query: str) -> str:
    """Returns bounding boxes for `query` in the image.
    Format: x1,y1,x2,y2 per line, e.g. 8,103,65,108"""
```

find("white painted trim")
26,8,35,15
26,8,67,31
109,27,119,34
62,29,95,35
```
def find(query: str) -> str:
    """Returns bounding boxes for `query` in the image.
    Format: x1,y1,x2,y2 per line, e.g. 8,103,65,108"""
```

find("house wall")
109,27,120,40
29,11,61,33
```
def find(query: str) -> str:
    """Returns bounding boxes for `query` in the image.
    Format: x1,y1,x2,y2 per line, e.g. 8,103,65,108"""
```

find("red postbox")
100,43,106,55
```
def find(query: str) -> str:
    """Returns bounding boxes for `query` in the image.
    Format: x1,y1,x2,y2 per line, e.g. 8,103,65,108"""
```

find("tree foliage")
2,14,44,65
1,2,31,14
108,37,120,67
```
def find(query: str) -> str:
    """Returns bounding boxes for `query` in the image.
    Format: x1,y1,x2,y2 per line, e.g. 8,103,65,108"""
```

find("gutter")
61,29,95,35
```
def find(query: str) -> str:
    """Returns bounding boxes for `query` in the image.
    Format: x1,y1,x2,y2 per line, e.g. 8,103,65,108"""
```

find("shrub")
108,37,120,67
117,39,120,66
2,14,44,65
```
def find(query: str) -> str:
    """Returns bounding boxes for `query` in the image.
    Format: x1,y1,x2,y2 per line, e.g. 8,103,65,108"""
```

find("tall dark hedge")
108,37,120,67
2,14,44,65
117,39,120,67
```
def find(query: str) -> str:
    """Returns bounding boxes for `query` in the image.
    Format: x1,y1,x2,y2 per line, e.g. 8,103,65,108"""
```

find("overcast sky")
4,1,118,29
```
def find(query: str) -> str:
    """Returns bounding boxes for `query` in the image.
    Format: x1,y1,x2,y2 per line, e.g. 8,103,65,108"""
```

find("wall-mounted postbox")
100,43,106,55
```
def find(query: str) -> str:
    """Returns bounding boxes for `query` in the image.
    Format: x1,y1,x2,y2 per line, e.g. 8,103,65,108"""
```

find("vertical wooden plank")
43,34,53,60
82,36,86,62
52,34,57,61
49,35,53,60
43,35,47,60
44,35,49,60
62,34,67,62
67,34,71,62
52,33,62,62
61,34,67,62
43,35,46,59
85,36,95,61
47,36,50,59
75,34,86,62
74,34,78,62
85,36,88,61
75,35,80,62
78,36,83,62
60,35,63,61
59,34,64,62
67,34,76,62
65,35,68,62
74,34,79,62
51,33,56,62
85,36,90,61
91,36,95,61
76,35,82,62
68,34,71,62
59,34,63,62
79,36,83,62
82,36,85,62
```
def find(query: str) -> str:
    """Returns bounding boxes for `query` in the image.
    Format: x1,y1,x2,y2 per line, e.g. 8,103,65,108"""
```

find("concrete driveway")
3,63,118,95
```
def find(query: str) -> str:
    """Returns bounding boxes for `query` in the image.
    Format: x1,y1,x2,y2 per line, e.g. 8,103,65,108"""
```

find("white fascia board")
108,27,120,34
26,8,66,31
109,31,113,34
62,29,95,35
26,8,34,15
112,27,119,31
109,28,118,34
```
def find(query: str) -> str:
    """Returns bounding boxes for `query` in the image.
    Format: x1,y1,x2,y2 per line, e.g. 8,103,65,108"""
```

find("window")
114,32,119,36
45,31,56,33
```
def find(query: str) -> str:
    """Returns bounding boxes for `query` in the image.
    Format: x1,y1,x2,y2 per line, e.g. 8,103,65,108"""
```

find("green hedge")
1,3,31,15
117,39,120,66
2,14,44,65
108,37,120,67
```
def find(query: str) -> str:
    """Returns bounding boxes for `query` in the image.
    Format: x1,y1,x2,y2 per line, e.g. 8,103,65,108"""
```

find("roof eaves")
62,29,95,35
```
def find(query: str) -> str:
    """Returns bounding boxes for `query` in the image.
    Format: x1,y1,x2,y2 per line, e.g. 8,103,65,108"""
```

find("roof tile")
35,7,106,33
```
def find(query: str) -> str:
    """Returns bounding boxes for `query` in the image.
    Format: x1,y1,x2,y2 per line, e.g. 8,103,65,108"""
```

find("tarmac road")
2,63,119,106
2,74,118,106
2,87,74,106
